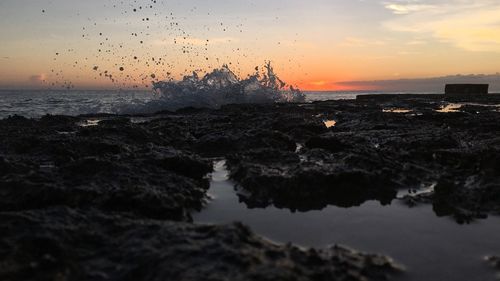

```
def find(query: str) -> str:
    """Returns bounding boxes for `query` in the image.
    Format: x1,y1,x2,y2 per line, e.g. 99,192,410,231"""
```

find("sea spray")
117,62,305,114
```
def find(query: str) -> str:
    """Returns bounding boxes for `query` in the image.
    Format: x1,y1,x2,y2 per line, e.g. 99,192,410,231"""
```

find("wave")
117,62,305,114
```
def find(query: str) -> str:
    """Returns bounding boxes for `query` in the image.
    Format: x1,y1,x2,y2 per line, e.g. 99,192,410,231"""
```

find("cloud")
406,39,426,45
340,37,387,47
383,0,500,52
384,1,436,15
336,73,500,92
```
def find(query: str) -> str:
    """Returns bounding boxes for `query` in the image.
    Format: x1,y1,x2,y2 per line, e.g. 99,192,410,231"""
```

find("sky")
0,0,499,91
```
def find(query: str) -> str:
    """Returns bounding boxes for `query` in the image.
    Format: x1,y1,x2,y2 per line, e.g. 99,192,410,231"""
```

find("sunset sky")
0,0,499,91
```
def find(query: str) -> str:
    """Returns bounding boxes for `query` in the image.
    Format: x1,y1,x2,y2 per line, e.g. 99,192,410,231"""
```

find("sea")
0,89,428,119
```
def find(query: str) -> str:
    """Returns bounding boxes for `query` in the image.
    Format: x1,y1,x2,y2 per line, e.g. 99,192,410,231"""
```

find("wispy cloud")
406,39,426,45
340,37,387,47
383,0,500,52
384,1,436,15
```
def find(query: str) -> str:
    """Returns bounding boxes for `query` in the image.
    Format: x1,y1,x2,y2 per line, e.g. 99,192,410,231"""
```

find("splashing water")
118,62,305,114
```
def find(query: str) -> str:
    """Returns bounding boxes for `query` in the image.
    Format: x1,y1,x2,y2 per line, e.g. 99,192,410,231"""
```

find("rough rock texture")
213,100,500,222
3,95,500,280
227,148,397,211
0,106,407,281
485,256,500,270
3,98,500,221
0,207,400,281
485,255,500,279
0,115,212,221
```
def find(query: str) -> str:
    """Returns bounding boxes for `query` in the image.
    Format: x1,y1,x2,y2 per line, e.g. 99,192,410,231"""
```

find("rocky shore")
2,95,500,280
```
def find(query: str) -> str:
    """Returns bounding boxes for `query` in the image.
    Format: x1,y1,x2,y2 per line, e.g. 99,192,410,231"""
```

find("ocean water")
0,90,154,119
0,89,375,119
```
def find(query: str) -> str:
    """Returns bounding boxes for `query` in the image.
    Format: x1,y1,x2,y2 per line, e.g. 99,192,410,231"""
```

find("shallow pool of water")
323,119,337,128
78,119,101,127
194,161,500,281
383,108,412,113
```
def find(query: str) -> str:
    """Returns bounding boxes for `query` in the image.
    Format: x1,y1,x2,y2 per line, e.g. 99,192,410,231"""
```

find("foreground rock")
0,207,401,281
0,111,402,281
0,115,212,221
485,256,500,279
227,148,397,210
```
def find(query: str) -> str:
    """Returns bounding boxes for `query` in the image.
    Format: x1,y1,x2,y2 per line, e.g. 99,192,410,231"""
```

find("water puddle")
130,116,156,124
383,108,412,113
194,160,500,281
396,182,436,199
437,103,462,113
39,162,56,170
323,119,337,128
78,119,101,127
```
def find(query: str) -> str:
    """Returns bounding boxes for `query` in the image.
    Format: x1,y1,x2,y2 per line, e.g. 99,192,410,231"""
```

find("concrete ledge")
445,84,489,95
356,93,500,103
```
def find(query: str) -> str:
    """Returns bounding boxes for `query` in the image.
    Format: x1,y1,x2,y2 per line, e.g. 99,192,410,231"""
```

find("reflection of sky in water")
436,103,500,113
437,103,462,113
323,119,336,128
194,161,500,281
383,108,412,113
78,119,101,127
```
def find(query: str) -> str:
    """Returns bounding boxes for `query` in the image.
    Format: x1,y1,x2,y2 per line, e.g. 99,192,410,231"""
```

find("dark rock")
195,129,296,156
0,116,212,221
4,95,500,280
305,133,353,152
227,148,397,210
0,207,401,281
485,256,500,270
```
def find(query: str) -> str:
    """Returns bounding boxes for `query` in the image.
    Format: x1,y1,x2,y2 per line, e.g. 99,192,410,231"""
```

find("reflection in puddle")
295,143,303,153
78,119,101,127
437,103,462,113
130,116,158,124
397,182,436,199
39,162,56,170
194,161,500,281
383,108,412,113
324,120,337,128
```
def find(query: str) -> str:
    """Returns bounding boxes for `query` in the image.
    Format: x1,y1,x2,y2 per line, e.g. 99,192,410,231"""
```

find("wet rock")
4,99,500,221
227,148,397,210
207,100,500,220
485,256,500,270
3,96,500,280
0,115,212,221
485,255,500,280
305,132,353,153
0,207,401,281
195,129,296,156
